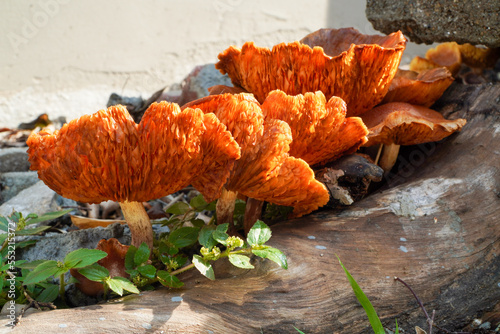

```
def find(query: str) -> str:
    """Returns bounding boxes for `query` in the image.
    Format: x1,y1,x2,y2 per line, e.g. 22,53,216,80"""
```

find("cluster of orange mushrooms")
27,28,489,256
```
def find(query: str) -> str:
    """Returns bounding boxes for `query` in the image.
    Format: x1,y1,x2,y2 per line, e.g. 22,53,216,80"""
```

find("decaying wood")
5,82,500,333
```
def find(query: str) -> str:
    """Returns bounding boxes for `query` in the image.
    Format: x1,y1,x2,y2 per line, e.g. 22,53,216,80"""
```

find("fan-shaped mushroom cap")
410,42,462,76
361,102,466,147
216,28,406,116
184,93,329,217
27,103,240,204
382,68,454,107
261,90,368,167
458,44,500,68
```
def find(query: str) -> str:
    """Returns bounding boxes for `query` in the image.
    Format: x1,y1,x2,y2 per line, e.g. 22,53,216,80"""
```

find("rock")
366,0,500,48
178,63,233,105
0,171,40,204
17,223,130,264
0,147,30,173
0,181,75,217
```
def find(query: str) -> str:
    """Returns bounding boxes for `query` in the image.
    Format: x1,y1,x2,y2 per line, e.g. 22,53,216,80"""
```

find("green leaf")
395,318,399,334
137,264,157,279
337,256,385,334
165,202,191,215
17,260,48,270
216,223,229,233
15,240,37,249
25,209,72,225
15,225,51,236
190,194,209,211
191,219,206,229
212,230,229,246
198,225,217,249
192,255,215,280
107,277,139,296
78,264,110,282
252,247,287,269
233,199,246,217
168,226,199,248
293,327,306,334
0,260,26,272
23,261,60,285
64,249,107,269
228,254,254,269
0,234,6,246
247,220,272,246
36,284,59,303
134,243,150,266
157,270,184,288
125,245,138,270
0,216,9,232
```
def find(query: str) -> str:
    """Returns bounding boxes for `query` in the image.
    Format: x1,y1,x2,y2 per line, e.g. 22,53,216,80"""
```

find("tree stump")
6,82,500,333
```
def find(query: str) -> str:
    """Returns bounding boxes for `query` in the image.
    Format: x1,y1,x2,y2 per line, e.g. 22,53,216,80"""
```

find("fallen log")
6,81,500,333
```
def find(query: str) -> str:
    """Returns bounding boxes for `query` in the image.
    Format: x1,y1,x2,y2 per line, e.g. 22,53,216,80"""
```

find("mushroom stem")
244,198,265,234
378,143,401,173
216,188,238,226
119,201,154,249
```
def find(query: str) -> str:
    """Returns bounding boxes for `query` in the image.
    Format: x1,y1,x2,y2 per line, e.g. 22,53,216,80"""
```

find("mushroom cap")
261,90,368,167
27,103,240,204
184,93,329,218
361,102,467,146
216,28,406,116
410,42,462,76
457,44,500,68
382,68,454,107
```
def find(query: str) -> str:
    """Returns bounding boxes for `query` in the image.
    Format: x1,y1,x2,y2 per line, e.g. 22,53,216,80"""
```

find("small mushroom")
27,103,240,249
361,102,466,172
183,93,329,230
457,44,500,69
70,238,129,296
382,68,454,107
410,42,462,76
216,28,406,116
261,90,368,167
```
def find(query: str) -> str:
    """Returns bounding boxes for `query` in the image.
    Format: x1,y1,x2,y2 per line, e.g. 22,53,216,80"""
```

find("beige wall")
0,0,425,127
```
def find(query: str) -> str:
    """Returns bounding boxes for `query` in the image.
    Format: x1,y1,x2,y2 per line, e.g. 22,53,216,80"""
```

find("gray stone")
0,171,40,203
366,0,500,48
17,223,130,263
0,147,30,173
0,181,75,217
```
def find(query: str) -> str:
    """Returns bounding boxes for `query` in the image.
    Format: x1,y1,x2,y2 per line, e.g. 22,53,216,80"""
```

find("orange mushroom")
261,90,368,167
183,93,329,230
457,44,500,69
216,28,406,116
361,102,466,171
382,68,454,107
410,42,462,76
70,238,129,296
27,103,240,249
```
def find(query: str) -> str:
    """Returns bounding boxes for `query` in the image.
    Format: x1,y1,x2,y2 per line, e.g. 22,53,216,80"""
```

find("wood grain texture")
6,82,500,333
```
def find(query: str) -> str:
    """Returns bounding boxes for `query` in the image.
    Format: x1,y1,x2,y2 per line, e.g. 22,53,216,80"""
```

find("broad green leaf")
165,202,191,215
228,254,254,269
190,194,209,212
36,284,59,303
137,264,157,279
192,255,215,280
15,225,51,236
337,256,385,334
247,220,272,246
64,249,107,269
134,243,150,266
15,240,37,249
0,216,9,232
0,234,7,246
17,260,47,270
23,261,60,285
25,209,72,226
252,247,287,269
106,277,123,296
198,225,217,249
216,223,229,233
0,260,26,272
107,277,139,296
159,242,178,256
78,264,110,282
125,245,138,270
212,230,229,246
168,227,199,248
157,270,184,288
191,219,206,229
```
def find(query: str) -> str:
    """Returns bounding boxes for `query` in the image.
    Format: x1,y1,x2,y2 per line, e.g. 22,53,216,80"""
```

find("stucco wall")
0,0,425,127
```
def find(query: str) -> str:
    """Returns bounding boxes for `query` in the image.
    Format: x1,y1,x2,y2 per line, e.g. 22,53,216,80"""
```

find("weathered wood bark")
6,82,500,333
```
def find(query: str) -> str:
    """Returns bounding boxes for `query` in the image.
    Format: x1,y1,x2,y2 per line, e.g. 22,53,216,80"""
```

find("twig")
395,277,471,334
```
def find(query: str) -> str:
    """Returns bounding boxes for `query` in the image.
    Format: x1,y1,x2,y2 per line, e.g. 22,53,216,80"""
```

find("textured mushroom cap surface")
261,90,368,167
382,68,454,107
458,44,500,68
27,103,240,203
216,28,406,116
361,102,467,146
410,42,462,76
185,93,329,217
